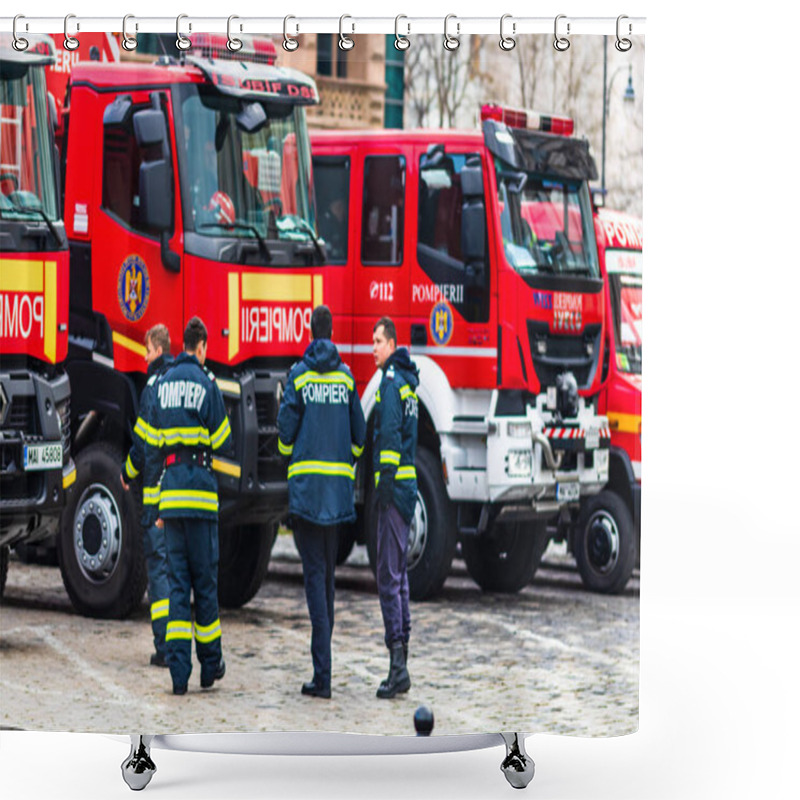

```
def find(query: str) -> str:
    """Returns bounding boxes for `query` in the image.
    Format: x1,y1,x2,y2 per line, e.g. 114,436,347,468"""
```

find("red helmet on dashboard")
206,191,235,225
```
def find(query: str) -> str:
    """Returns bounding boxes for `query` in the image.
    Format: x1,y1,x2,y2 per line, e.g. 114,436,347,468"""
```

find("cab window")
361,155,405,265
313,155,350,264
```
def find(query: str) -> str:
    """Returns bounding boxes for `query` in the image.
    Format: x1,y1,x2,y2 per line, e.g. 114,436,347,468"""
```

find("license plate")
23,442,63,471
556,481,580,502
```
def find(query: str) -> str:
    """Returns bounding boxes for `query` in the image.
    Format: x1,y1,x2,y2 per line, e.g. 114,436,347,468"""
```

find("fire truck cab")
567,207,641,593
52,43,324,616
1,34,74,597
312,104,611,598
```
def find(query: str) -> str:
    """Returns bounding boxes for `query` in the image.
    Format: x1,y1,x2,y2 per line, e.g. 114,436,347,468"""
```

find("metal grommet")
64,14,80,51
394,15,410,51
283,16,299,52
339,15,354,51
227,15,243,52
176,14,192,51
122,15,138,51
443,14,460,51
553,14,570,52
12,15,29,52
615,15,632,52
499,14,516,51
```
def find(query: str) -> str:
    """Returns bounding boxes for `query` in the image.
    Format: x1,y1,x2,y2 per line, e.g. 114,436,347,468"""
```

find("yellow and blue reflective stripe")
143,485,161,506
159,489,219,513
380,450,401,466
151,598,169,621
210,417,231,450
399,384,416,400
278,438,294,456
195,618,222,644
125,454,139,480
396,465,417,480
166,620,193,642
159,426,211,448
351,442,364,458
294,370,354,392
134,416,159,445
288,460,355,480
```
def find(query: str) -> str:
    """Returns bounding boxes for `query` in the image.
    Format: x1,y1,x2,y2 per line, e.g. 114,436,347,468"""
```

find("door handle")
411,324,427,346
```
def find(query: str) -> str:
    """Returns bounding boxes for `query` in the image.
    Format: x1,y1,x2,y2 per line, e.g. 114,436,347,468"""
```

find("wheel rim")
73,482,123,584
584,510,620,575
407,491,429,570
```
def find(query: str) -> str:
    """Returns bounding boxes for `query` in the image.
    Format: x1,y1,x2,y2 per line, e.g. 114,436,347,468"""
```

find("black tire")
462,520,550,593
574,490,636,594
57,442,148,619
0,545,8,599
218,522,277,608
366,447,457,601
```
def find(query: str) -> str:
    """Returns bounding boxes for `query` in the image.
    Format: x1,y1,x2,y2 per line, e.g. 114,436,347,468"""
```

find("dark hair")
145,323,170,356
184,316,208,352
311,305,333,340
373,316,396,345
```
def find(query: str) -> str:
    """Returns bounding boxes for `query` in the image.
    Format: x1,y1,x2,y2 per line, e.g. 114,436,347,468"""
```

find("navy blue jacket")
142,352,233,524
373,348,419,524
277,338,366,526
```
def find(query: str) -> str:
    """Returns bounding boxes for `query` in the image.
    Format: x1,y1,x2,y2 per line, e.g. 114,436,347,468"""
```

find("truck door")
353,149,409,373
94,90,182,373
411,145,495,389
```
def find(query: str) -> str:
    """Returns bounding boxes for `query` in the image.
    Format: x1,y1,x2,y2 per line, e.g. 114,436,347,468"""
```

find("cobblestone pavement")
0,534,639,738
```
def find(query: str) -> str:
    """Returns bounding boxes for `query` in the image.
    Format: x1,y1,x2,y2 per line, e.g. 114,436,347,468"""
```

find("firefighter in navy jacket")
371,316,419,699
277,305,366,698
142,317,232,696
120,324,173,669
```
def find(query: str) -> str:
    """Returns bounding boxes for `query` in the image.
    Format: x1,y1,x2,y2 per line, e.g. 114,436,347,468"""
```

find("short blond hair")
145,324,170,355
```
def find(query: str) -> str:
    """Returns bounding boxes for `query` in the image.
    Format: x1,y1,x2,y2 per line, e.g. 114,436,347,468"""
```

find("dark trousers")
164,517,222,689
376,503,411,650
143,522,169,658
293,521,339,689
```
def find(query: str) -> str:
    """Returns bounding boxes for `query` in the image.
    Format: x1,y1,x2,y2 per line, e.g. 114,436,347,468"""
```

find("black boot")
376,641,411,699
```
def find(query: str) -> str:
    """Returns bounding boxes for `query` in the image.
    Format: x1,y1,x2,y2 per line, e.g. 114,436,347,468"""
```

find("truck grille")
57,396,71,464
527,321,602,390
2,396,37,434
255,392,284,484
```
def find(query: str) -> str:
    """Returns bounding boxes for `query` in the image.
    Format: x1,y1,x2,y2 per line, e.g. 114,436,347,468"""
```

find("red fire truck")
567,207,641,593
311,103,611,598
1,34,75,597
49,39,324,616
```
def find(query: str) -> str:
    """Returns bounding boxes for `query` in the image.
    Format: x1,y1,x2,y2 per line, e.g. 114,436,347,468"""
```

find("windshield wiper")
198,221,272,262
3,199,65,247
290,217,326,264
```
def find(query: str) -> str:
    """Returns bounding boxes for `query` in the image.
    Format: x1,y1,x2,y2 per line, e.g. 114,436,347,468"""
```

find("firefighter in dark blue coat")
372,316,419,699
277,305,366,699
142,317,233,696
120,323,173,668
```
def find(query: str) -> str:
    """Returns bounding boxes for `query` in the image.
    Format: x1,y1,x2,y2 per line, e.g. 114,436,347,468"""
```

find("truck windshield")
177,86,315,245
0,62,58,222
607,250,642,375
494,157,598,278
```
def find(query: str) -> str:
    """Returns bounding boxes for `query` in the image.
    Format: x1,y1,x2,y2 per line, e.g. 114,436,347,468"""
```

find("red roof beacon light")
192,33,278,65
480,104,574,136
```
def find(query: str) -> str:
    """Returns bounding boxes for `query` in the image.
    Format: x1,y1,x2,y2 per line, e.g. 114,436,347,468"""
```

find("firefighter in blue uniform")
142,317,233,696
120,323,173,668
277,305,366,699
372,316,419,699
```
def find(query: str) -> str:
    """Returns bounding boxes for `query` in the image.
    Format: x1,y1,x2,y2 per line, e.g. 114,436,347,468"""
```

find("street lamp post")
601,37,636,199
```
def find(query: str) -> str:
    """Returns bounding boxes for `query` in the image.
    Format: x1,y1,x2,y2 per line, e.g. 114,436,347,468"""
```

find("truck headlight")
595,448,609,474
507,421,532,438
506,450,533,478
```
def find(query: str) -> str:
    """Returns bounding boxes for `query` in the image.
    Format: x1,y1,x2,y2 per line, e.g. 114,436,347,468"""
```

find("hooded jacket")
373,348,420,524
277,338,367,526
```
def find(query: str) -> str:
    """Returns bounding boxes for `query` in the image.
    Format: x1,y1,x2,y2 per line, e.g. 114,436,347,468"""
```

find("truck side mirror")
133,109,167,149
461,200,486,263
139,160,172,232
460,163,484,197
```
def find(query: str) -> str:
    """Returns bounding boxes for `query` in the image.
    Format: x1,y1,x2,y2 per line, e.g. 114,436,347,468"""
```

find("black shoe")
377,642,411,699
201,659,226,689
150,652,168,668
301,680,331,699
173,684,187,696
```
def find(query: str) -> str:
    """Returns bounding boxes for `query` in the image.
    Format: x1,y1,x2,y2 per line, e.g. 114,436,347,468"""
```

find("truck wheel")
462,520,550,593
0,545,8,599
574,490,636,594
57,442,147,619
366,448,457,601
218,523,277,608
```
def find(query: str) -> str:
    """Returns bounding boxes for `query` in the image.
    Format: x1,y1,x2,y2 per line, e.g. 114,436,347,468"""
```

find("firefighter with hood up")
142,317,232,696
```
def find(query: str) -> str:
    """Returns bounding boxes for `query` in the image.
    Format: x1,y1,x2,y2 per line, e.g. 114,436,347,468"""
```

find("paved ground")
0,534,639,738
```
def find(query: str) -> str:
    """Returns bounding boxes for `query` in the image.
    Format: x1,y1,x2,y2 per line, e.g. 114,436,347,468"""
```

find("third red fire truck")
312,103,611,598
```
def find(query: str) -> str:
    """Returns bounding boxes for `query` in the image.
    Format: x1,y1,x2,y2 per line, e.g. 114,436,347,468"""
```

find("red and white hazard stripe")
543,427,612,440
